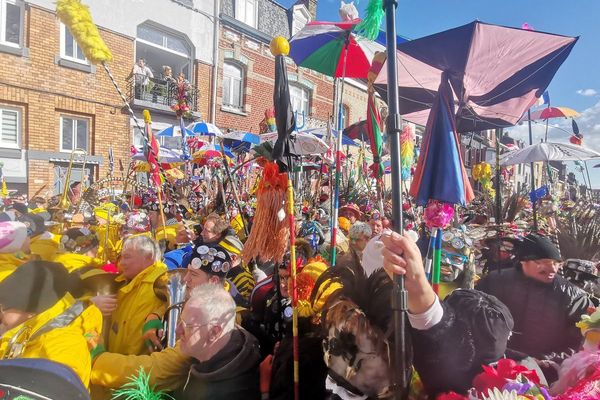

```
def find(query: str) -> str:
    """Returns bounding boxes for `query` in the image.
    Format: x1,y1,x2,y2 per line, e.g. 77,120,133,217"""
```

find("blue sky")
281,0,600,187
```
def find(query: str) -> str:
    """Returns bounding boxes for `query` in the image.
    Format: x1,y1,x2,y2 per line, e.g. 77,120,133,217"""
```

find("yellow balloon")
270,36,290,56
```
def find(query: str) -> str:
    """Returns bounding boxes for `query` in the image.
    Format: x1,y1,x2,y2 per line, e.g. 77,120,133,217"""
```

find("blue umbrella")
223,131,260,152
301,128,358,147
155,125,195,137
187,122,223,137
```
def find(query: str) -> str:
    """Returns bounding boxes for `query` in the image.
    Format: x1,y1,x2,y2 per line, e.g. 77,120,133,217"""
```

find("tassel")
400,125,415,180
355,0,384,40
242,161,290,264
56,0,113,64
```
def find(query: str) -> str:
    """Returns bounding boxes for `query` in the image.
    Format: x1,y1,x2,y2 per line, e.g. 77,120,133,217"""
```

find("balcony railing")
127,74,199,114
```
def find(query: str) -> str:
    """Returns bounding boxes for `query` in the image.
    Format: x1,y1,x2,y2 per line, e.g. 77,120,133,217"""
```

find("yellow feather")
143,110,151,123
56,0,112,64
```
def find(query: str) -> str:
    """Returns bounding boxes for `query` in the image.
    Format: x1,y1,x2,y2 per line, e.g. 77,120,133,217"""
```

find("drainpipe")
210,0,221,123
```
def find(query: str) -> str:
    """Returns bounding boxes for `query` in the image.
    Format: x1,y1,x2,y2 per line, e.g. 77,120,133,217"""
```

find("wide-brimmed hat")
339,203,362,220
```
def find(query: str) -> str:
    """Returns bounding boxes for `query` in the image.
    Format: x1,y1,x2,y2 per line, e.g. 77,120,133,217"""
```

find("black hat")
517,233,561,261
0,261,70,314
60,227,99,254
8,202,28,215
18,213,46,237
188,243,232,278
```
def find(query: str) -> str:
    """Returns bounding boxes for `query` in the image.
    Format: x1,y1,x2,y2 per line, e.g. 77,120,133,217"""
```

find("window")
0,107,19,148
223,61,243,109
60,23,87,63
60,116,89,152
1,0,23,47
235,0,257,28
290,84,310,116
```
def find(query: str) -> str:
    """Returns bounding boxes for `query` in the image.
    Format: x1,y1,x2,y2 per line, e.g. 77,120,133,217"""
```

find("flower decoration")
472,359,545,399
424,200,455,229
171,78,193,119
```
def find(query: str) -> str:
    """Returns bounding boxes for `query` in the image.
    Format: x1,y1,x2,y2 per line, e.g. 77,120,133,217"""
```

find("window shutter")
1,110,18,145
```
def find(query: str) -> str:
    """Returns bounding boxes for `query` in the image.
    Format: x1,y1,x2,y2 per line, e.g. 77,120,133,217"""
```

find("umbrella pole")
383,0,408,397
286,170,300,400
330,39,350,268
219,140,249,237
584,161,594,193
527,110,539,231
495,129,503,223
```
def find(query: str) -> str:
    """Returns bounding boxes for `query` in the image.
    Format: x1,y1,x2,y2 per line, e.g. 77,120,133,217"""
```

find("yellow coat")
0,294,102,388
53,252,101,273
94,224,121,263
91,342,192,392
108,262,167,355
0,252,29,282
30,232,61,261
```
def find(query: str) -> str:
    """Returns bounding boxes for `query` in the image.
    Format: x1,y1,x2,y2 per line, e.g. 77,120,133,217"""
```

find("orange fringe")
242,161,290,264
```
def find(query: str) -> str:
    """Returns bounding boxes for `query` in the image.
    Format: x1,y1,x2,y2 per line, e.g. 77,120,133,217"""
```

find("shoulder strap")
29,301,87,341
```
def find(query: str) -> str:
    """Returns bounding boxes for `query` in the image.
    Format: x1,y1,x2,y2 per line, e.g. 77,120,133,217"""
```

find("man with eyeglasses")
476,233,595,382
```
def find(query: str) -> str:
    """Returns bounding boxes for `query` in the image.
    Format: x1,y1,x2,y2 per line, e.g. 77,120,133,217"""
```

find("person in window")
162,66,175,83
128,58,154,99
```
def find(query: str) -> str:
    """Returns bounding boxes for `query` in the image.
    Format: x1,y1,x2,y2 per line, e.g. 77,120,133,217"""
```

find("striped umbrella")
289,20,385,78
522,106,580,121
155,125,195,137
187,122,224,137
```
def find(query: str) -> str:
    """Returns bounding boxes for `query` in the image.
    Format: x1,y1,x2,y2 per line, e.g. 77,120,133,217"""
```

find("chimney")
295,0,317,20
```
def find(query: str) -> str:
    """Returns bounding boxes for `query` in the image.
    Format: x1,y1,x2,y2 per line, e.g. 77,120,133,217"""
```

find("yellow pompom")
143,110,151,123
56,0,113,64
270,36,290,56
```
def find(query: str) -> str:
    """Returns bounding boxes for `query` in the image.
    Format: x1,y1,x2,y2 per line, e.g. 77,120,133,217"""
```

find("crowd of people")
0,185,599,400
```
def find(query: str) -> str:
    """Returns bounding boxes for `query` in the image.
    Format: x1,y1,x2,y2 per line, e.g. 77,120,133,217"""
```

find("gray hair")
188,283,235,334
349,222,372,241
122,235,161,263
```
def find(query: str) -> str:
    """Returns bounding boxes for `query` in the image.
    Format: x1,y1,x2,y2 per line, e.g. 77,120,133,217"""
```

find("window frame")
291,5,311,36
59,115,89,152
289,83,311,116
0,0,24,48
59,23,88,65
234,0,258,28
222,60,244,110
0,106,20,149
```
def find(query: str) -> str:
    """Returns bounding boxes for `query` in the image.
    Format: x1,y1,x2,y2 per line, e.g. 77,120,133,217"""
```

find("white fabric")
500,142,600,166
0,221,28,253
325,374,368,400
407,296,443,331
361,233,385,277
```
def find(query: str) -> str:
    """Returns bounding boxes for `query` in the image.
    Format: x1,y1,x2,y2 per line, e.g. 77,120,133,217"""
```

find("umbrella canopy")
289,19,385,78
223,131,260,144
155,125,195,137
132,146,183,163
187,122,224,137
500,142,600,166
522,106,580,121
343,120,368,140
301,128,359,147
374,21,578,133
260,132,329,155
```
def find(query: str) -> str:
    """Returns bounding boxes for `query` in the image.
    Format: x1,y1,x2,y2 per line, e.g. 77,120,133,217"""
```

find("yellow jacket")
30,232,61,261
155,224,179,250
0,294,102,388
53,252,101,273
91,342,192,391
94,224,122,263
0,252,28,282
108,262,167,355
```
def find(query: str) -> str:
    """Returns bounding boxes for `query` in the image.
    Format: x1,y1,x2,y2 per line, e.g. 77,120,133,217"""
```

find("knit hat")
0,261,70,313
0,221,28,253
219,235,244,256
189,243,232,278
60,227,99,254
517,233,561,261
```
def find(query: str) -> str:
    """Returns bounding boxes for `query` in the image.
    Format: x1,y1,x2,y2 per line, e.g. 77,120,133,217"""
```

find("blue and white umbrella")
187,122,224,137
223,131,260,144
132,146,183,163
155,125,195,137
301,127,358,147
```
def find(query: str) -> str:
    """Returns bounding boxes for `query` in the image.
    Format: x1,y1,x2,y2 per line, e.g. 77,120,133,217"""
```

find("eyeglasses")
441,249,469,266
179,317,210,332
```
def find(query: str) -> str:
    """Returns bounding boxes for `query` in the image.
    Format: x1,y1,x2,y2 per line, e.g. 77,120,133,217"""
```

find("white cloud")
576,88,598,97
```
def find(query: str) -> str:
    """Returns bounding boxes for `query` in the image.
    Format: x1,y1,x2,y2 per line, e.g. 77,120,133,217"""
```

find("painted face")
522,258,562,283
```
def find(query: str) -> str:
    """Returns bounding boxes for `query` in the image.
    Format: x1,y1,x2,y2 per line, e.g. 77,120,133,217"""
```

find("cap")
219,235,243,256
517,234,561,261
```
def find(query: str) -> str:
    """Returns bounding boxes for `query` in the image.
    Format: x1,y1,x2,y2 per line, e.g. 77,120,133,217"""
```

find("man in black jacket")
174,283,261,400
476,234,594,366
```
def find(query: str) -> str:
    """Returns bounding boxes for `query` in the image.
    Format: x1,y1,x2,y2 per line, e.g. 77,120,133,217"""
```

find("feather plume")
355,0,384,41
400,125,415,180
56,0,113,64
111,368,172,400
143,110,151,124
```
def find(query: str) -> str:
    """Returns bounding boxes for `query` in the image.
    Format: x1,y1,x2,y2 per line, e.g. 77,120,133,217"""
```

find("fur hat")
0,221,28,253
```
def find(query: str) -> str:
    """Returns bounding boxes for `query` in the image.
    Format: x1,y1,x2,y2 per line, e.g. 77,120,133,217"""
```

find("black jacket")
173,328,261,400
476,267,592,361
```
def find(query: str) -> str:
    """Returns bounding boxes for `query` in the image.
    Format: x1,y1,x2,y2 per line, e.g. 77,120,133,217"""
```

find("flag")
366,90,384,177
144,124,161,189
409,74,474,206
271,53,296,171
536,91,550,107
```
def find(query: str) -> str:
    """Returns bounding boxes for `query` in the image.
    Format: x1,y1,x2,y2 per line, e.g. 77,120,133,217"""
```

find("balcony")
127,74,201,118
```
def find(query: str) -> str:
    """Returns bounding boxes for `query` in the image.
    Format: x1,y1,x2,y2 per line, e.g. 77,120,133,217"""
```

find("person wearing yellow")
219,234,255,300
93,203,121,263
0,260,102,388
92,235,166,356
53,227,101,273
0,221,30,281
19,212,60,261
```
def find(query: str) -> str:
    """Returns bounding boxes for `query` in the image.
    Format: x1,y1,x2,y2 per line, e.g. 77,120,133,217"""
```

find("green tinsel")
112,367,173,400
355,0,384,40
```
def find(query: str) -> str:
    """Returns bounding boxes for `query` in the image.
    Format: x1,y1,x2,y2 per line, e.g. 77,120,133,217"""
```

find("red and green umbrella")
289,20,384,78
